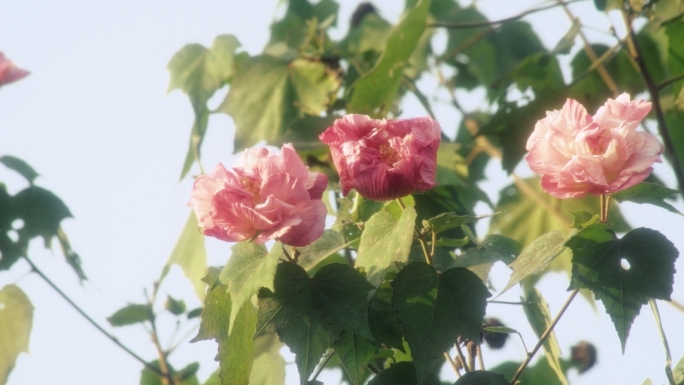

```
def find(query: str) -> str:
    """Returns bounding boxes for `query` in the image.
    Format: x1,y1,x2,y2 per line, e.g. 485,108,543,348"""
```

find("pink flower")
0,52,30,86
319,114,441,201
525,93,663,199
189,144,328,247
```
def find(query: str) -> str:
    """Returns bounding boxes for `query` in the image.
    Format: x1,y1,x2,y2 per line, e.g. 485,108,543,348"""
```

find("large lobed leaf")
567,224,679,351
219,241,280,332
332,331,376,385
255,262,374,384
219,55,340,152
391,262,490,384
356,207,417,287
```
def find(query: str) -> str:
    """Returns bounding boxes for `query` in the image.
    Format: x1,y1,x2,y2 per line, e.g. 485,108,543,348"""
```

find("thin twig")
149,283,176,385
650,299,676,385
167,325,200,356
418,238,432,265
22,256,165,377
510,289,579,384
429,0,586,29
658,72,684,90
666,298,684,313
477,344,485,371
488,300,529,305
628,26,684,190
367,363,380,374
444,352,461,378
454,342,471,373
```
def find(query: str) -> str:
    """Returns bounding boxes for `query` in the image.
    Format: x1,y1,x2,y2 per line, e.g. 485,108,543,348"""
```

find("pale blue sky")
1,1,682,384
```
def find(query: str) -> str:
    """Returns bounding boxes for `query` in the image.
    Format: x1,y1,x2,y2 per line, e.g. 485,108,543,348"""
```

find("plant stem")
510,289,579,384
418,238,432,265
477,344,485,370
466,342,476,374
658,72,684,90
22,256,166,378
444,352,461,378
650,299,676,385
667,298,684,313
627,26,684,190
454,342,471,373
395,198,406,210
599,194,610,223
311,351,336,381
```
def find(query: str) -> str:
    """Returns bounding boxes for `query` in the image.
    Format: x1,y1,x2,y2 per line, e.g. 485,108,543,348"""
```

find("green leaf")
165,295,186,315
391,263,490,384
367,362,440,385
191,272,256,385
567,225,679,351
219,56,340,152
0,285,33,385
11,186,72,245
0,155,39,184
250,334,286,385
611,182,683,216
488,177,629,279
338,9,392,57
167,35,242,179
444,235,520,282
523,288,569,385
369,282,405,352
435,142,469,187
268,0,339,50
673,354,684,385
255,262,374,384
454,371,509,385
569,210,598,228
140,361,200,385
219,241,279,333
161,212,208,301
423,212,496,234
297,230,349,271
347,0,431,117
356,208,416,287
489,358,573,384
484,326,519,334
498,230,576,296
107,304,150,327
333,331,376,385
187,307,202,319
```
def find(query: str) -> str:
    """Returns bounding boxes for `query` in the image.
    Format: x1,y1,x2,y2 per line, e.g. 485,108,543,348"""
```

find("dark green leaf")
347,0,431,117
367,362,440,385
187,307,202,319
454,371,508,385
333,331,376,385
0,285,33,383
140,361,200,385
11,186,72,246
219,241,279,332
268,0,338,50
255,263,374,384
447,235,520,282
391,263,490,384
338,10,392,57
568,225,679,351
219,56,340,152
498,230,576,296
161,212,208,301
356,208,417,287
0,155,39,184
107,304,150,327
523,288,568,385
489,358,573,384
165,295,186,315
423,212,496,234
369,282,405,352
611,182,683,216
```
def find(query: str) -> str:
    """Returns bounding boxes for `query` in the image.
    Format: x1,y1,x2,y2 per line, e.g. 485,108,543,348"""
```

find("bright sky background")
1,1,683,384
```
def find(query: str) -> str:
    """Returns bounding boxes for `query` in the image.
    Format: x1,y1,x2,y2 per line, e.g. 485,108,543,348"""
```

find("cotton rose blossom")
0,52,30,87
525,93,663,199
319,114,441,201
189,144,328,247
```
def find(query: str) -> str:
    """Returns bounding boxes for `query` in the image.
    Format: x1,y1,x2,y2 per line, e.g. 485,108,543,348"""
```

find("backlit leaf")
161,212,207,301
219,241,279,332
333,331,376,385
611,182,683,216
0,285,33,385
356,208,417,287
391,263,490,384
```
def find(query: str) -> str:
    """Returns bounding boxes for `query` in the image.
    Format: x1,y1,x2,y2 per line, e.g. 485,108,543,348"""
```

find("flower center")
379,143,400,165
241,176,261,205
